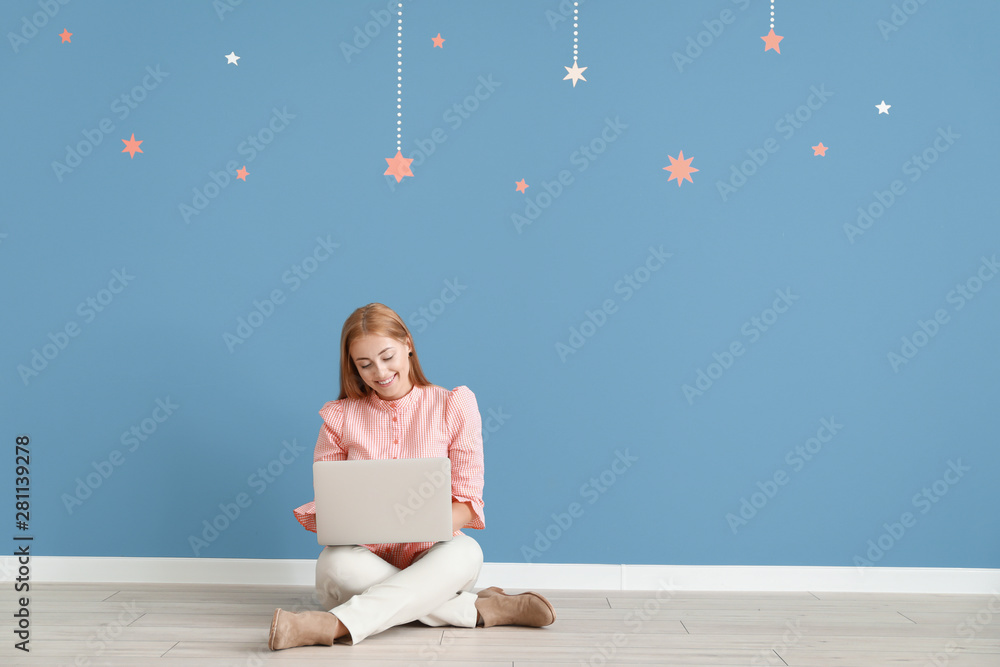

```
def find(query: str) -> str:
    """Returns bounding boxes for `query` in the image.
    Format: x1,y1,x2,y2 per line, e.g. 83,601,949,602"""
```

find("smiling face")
349,334,413,400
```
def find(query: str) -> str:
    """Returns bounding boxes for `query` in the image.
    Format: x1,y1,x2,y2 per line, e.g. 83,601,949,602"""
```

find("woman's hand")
451,500,473,532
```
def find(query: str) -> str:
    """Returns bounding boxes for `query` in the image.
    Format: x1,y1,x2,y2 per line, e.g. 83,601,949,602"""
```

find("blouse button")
393,439,398,444
392,417,397,422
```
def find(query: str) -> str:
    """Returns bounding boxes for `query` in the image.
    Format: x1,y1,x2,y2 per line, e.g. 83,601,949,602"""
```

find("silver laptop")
313,458,454,545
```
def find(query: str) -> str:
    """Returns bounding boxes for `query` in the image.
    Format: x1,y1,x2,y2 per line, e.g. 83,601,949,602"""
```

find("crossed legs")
316,534,484,644
269,534,555,650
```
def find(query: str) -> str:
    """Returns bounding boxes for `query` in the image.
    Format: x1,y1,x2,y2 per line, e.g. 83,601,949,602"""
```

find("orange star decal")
384,151,414,182
761,29,783,53
663,151,698,187
121,133,143,158
812,143,828,156
59,29,72,43
515,179,528,193
237,166,249,180
432,33,445,48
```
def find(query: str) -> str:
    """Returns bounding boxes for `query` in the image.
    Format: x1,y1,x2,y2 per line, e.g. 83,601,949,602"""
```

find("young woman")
268,303,555,650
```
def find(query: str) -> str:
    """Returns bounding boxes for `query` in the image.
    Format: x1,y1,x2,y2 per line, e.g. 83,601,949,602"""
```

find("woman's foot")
474,590,556,628
268,608,346,650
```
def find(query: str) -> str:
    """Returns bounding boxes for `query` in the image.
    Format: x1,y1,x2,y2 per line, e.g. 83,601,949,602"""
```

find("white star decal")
226,51,240,66
563,61,587,87
876,100,891,114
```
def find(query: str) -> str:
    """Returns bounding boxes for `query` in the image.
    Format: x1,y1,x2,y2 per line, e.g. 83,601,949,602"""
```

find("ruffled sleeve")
445,386,485,529
292,400,347,533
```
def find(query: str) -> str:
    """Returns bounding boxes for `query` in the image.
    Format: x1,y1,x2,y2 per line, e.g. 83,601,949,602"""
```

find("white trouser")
315,534,483,644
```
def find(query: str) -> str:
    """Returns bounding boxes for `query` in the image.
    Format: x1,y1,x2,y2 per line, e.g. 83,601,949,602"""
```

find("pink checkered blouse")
293,383,485,569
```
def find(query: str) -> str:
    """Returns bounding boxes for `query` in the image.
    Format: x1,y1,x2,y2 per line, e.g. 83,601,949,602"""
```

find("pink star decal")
59,29,72,43
237,166,249,180
384,151,414,182
432,33,445,48
761,29,783,53
121,134,143,158
663,151,698,187
515,179,528,193
812,143,828,156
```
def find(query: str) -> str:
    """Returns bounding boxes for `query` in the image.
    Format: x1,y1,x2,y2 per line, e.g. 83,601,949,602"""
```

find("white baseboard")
620,564,1000,594
2,556,999,594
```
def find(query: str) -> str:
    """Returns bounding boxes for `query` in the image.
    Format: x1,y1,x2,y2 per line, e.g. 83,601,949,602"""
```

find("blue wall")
2,0,998,568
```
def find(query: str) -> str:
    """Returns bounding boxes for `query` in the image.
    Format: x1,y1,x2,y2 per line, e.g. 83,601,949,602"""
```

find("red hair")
338,303,433,400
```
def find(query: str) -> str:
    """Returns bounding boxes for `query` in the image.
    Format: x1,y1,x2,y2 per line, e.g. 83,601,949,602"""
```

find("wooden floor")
2,582,999,666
